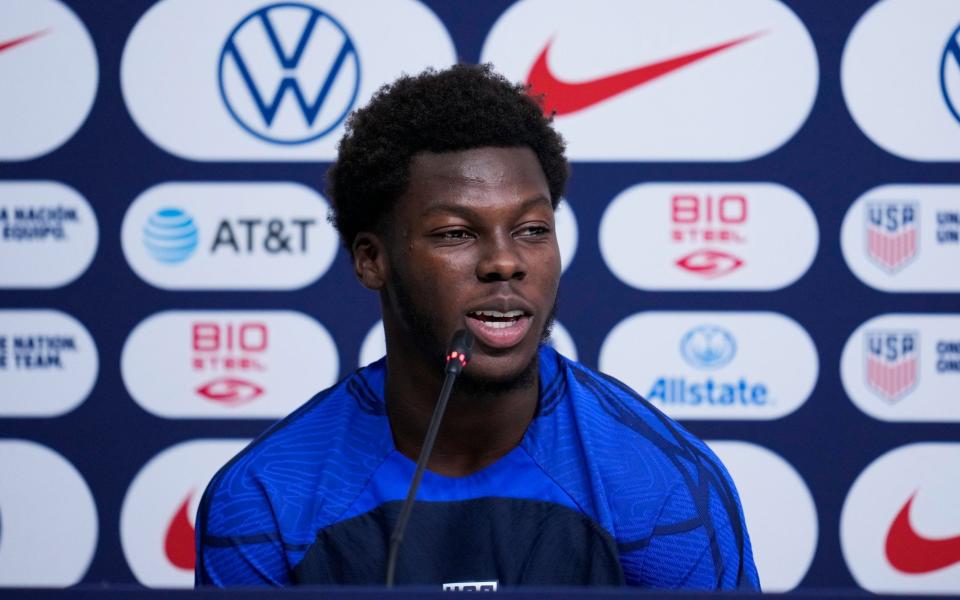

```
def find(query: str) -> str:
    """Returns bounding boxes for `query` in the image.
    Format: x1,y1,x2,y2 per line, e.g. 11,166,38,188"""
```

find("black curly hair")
325,63,569,252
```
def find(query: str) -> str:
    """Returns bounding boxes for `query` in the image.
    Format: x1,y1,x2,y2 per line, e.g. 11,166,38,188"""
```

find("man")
196,64,759,589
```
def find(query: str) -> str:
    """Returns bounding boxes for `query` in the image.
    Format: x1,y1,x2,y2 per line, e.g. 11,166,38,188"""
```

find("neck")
384,347,539,478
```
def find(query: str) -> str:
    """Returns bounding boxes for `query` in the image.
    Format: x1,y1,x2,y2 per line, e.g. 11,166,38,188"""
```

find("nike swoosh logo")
164,493,196,571
885,492,960,574
526,32,765,116
0,30,49,55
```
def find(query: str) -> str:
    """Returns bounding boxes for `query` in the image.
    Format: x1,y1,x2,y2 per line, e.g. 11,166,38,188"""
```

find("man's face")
379,146,561,385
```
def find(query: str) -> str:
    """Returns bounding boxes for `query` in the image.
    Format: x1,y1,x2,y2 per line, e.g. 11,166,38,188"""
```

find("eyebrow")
421,194,553,219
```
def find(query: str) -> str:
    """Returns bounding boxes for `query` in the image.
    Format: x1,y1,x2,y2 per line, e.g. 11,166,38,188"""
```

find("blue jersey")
196,346,759,589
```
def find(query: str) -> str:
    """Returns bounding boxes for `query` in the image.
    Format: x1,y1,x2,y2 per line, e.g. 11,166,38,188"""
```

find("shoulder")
530,349,757,588
198,362,393,541
544,349,723,484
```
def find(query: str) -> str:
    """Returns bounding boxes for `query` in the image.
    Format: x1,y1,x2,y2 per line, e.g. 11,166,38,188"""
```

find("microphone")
385,329,475,587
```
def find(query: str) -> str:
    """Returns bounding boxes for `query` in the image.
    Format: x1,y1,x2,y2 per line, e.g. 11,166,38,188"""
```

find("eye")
432,228,475,244
516,224,551,238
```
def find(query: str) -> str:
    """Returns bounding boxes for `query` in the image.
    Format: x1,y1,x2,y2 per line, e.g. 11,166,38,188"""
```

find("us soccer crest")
865,203,918,273
865,331,918,402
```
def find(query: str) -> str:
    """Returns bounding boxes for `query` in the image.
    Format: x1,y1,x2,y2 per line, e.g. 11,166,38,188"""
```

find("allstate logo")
143,208,199,264
218,3,361,145
940,24,960,124
680,325,736,369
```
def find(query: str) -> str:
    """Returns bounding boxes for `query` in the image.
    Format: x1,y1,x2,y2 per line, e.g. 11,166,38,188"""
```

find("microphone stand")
385,329,474,588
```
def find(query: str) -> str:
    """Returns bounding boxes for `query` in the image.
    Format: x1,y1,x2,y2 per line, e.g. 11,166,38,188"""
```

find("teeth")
480,320,517,329
470,310,524,318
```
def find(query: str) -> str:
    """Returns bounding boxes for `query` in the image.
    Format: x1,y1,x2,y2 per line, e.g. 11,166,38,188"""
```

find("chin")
459,346,539,393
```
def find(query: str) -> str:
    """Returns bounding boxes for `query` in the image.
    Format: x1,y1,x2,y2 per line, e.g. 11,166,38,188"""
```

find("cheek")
403,248,474,292
535,249,562,297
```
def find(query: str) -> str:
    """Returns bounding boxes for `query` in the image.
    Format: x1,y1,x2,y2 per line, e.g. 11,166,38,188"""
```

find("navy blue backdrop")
0,0,958,592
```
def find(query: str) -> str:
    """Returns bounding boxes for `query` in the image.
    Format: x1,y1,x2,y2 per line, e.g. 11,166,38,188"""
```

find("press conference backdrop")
0,0,958,593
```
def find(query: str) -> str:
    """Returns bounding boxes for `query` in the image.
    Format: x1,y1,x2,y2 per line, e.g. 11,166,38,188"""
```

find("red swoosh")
164,493,196,571
0,30,49,54
885,492,960,574
527,32,765,116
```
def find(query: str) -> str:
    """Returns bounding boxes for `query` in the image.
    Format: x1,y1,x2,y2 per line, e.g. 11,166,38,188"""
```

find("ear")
352,231,387,290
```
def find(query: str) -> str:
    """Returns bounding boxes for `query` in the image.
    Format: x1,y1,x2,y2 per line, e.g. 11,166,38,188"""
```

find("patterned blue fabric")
196,346,759,589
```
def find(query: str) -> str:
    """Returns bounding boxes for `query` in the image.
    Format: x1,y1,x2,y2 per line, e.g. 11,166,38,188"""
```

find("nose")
476,232,526,282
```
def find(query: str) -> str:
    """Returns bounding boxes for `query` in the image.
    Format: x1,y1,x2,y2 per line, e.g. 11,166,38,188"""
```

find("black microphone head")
445,329,474,373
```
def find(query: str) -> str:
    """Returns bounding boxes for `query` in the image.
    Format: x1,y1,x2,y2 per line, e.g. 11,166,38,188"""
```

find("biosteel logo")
0,309,98,417
121,182,338,290
841,184,960,292
0,439,98,586
599,311,817,420
841,314,960,423
600,183,817,291
706,441,817,592
358,319,579,366
0,0,98,160
120,439,249,588
842,0,960,161
0,181,98,288
841,443,960,593
121,0,454,160
481,0,817,161
121,310,338,418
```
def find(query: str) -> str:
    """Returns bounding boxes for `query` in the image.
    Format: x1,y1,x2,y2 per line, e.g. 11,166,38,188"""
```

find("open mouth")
465,309,533,349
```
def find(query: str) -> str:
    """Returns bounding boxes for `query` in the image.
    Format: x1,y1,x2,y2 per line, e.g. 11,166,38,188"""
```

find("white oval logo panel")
599,312,817,420
707,440,817,592
841,185,960,292
121,182,338,290
841,314,960,422
841,443,960,593
121,439,249,588
358,319,578,367
0,440,98,587
481,0,817,161
0,0,98,160
122,310,338,418
842,0,960,160
0,309,97,417
600,183,818,291
0,181,98,288
121,0,455,160
555,200,577,274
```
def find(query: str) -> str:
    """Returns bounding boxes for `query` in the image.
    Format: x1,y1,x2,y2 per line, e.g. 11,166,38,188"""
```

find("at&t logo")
143,208,198,264
672,193,746,278
209,216,317,255
122,182,338,290
865,331,919,403
218,2,360,145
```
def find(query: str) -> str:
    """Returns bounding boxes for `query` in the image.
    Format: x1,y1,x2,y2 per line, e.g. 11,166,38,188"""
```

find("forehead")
402,146,550,212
